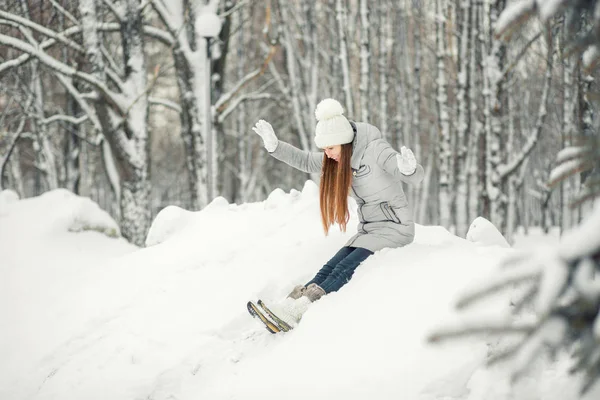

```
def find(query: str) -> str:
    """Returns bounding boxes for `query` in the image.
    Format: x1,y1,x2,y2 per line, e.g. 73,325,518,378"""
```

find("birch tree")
150,0,221,210
377,0,391,137
454,0,473,237
560,23,577,231
430,1,600,392
335,0,354,116
410,0,424,217
18,1,60,192
359,0,370,122
266,0,322,159
481,0,507,224
436,0,452,229
0,85,31,194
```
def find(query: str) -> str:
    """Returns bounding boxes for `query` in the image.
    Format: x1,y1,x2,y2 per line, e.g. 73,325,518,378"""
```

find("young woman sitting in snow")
252,98,424,331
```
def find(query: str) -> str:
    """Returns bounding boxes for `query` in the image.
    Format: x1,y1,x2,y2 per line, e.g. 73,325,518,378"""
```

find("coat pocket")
380,202,401,224
353,165,371,178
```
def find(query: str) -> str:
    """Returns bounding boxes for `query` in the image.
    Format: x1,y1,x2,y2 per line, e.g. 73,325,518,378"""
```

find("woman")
250,98,424,332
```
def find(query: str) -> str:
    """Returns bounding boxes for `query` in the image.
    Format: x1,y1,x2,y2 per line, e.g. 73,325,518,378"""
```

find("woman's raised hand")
396,146,417,175
252,120,278,152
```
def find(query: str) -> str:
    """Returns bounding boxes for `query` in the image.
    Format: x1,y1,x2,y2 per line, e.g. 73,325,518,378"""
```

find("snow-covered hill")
0,184,585,400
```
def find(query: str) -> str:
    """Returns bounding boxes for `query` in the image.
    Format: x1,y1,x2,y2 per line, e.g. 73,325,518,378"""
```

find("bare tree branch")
217,93,274,123
214,45,277,112
43,114,89,125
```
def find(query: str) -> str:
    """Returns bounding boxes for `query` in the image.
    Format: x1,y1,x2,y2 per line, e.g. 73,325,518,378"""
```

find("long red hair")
319,143,353,235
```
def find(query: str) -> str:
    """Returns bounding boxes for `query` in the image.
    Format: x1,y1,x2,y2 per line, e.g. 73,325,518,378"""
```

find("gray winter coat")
269,122,425,252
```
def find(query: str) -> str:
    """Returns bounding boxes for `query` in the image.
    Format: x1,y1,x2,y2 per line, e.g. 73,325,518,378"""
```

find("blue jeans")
305,247,373,294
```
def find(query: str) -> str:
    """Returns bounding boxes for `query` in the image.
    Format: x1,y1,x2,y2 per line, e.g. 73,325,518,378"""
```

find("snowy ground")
0,183,591,400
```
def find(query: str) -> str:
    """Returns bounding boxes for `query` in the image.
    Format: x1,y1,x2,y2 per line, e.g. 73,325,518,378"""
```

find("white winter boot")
263,283,326,329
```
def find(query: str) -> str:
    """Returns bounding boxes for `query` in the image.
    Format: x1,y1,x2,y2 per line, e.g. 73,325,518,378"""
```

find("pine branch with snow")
429,205,600,393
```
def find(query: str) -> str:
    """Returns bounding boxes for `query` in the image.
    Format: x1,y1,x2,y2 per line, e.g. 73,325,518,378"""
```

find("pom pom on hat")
315,98,345,121
314,98,354,149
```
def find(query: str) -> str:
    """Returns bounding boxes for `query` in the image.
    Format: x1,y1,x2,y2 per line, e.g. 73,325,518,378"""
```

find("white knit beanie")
314,98,354,149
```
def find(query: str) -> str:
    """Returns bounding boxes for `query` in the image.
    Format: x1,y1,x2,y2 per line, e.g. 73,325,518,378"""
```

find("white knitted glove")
252,119,278,152
396,146,417,175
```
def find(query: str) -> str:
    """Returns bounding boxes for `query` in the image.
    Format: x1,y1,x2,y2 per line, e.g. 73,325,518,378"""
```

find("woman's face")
324,145,342,162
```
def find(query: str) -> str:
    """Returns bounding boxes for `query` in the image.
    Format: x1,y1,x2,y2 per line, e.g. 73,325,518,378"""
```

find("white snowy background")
0,184,594,400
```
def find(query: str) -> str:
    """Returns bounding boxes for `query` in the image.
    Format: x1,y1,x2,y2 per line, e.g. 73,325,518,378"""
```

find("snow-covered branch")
0,23,171,75
42,114,89,126
0,10,84,53
0,33,126,115
97,23,174,47
149,0,183,46
148,97,182,113
428,317,535,342
48,0,79,25
52,73,104,136
495,0,536,40
0,25,80,74
100,46,125,91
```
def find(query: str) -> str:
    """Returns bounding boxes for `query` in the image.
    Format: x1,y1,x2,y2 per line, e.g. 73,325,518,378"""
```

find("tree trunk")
79,0,151,246
436,0,452,229
359,0,370,122
336,0,354,116
378,0,391,137
561,26,577,232
152,0,223,210
470,0,484,222
455,0,472,237
172,47,208,210
410,0,423,216
19,0,58,192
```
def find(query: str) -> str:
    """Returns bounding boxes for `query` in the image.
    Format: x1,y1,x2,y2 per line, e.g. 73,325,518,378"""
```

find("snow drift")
0,185,588,400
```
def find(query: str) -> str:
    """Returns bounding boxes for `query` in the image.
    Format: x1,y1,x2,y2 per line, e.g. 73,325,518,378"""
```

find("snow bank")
1,183,590,400
0,189,119,238
0,189,20,211
146,205,194,246
466,216,510,248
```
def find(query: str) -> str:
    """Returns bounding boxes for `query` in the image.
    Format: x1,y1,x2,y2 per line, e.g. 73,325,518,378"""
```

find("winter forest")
2,0,600,396
0,0,596,246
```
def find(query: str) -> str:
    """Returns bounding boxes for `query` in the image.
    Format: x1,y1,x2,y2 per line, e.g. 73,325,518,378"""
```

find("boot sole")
247,301,280,334
257,300,293,332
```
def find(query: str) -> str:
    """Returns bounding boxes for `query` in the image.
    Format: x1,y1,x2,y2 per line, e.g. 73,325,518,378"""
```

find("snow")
583,45,600,70
556,145,589,164
466,216,511,248
195,8,222,38
1,189,120,237
0,188,20,209
145,205,193,246
0,184,596,400
549,158,583,183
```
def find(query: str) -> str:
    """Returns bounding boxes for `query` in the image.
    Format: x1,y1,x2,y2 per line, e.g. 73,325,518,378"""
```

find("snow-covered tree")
454,0,473,238
0,0,155,245
150,0,222,210
429,0,600,393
